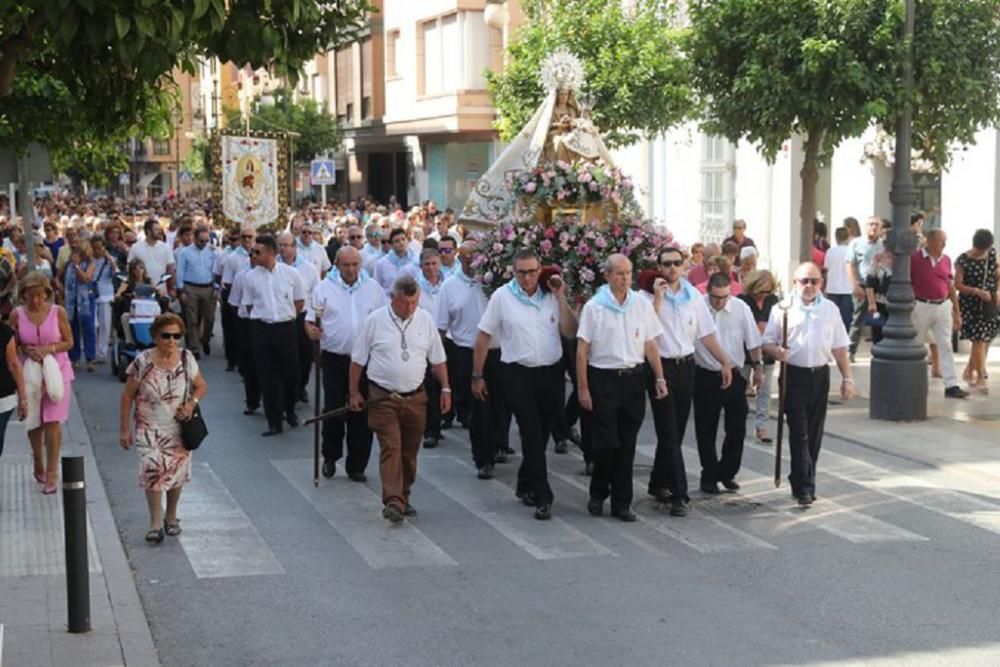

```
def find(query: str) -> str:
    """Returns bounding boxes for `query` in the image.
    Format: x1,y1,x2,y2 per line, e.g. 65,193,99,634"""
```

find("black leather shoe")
700,482,721,495
649,488,673,504
286,413,300,428
322,460,336,478
477,464,494,480
796,495,814,507
243,405,259,415
202,343,211,356
382,504,404,523
504,446,516,455
403,504,417,517
493,450,508,464
611,506,637,522
534,503,552,520
721,479,740,491
669,499,688,517
517,491,537,507
568,427,581,445
262,425,283,437
584,461,594,477
423,435,439,449
459,419,471,430
348,473,367,483
587,498,604,516
440,417,454,430
299,389,309,404
554,439,569,454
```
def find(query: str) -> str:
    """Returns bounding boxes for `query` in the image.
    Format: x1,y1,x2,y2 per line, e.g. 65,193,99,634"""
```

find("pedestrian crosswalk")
162,435,1000,577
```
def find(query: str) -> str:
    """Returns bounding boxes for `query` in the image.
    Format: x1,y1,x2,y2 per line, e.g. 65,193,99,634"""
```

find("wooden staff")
312,306,324,488
303,395,396,427
775,301,791,487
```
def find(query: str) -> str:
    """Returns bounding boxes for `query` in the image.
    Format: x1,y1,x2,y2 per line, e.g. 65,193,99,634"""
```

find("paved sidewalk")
0,393,157,667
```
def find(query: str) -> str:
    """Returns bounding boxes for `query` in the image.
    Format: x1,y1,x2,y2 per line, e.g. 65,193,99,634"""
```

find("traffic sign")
118,173,130,186
310,159,336,186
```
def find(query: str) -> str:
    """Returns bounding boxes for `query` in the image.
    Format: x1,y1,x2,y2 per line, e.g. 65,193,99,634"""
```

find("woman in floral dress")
955,229,1000,393
119,313,207,544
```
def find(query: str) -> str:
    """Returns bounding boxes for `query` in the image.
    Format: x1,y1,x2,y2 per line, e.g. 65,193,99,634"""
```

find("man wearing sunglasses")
297,222,332,278
762,262,853,507
643,246,733,517
437,235,460,280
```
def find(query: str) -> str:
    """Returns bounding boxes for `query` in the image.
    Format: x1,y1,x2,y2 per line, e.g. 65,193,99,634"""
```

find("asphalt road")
76,339,1000,666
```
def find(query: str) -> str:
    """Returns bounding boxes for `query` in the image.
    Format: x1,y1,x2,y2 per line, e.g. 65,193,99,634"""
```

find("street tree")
685,0,1000,262
224,88,340,163
485,0,693,148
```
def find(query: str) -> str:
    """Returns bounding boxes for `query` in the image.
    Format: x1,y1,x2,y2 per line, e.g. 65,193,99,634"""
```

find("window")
386,30,400,78
699,135,735,244
420,12,487,96
153,140,170,156
335,46,354,122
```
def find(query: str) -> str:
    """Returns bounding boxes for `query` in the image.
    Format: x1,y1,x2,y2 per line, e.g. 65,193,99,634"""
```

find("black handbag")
179,350,208,451
979,256,999,321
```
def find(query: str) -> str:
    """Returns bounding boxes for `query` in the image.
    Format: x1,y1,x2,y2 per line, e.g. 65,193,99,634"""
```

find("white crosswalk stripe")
180,462,285,578
419,455,616,561
273,459,457,570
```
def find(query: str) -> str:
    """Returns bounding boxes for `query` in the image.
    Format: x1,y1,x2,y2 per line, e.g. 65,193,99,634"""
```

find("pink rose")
524,181,537,193
543,227,556,240
588,181,599,192
493,242,504,253
595,236,608,249
577,242,590,255
483,271,494,283
540,239,553,253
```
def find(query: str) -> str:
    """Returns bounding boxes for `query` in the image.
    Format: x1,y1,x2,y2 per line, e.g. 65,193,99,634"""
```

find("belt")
663,354,694,365
787,364,828,373
915,297,947,305
589,365,643,376
371,381,424,398
184,282,213,288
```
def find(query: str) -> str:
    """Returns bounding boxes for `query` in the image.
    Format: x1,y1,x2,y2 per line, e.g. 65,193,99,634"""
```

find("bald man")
762,262,853,507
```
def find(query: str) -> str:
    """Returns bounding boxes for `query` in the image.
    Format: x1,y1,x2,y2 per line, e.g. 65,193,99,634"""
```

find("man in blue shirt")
176,227,218,358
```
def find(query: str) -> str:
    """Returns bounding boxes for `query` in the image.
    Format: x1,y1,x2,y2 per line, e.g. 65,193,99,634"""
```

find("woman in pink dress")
10,271,75,495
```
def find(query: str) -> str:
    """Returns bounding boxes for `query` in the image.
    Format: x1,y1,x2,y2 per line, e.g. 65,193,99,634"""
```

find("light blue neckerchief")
417,272,443,296
662,278,700,309
457,270,477,286
325,266,369,294
594,284,635,314
387,249,414,268
440,263,459,280
794,291,826,320
278,254,306,268
235,246,249,257
508,280,546,309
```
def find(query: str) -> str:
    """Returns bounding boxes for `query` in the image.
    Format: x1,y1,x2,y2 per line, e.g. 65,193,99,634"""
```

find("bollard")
61,456,91,633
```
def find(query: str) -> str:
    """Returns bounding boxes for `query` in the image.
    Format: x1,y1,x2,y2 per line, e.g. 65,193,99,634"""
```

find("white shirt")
127,240,174,284
478,283,563,367
228,267,252,318
417,274,444,317
360,244,384,276
240,262,307,323
577,292,662,369
642,285,717,358
436,272,489,348
694,296,761,371
281,255,320,300
298,240,332,275
213,246,235,276
352,306,446,393
824,244,852,294
222,248,251,286
306,276,385,354
763,296,850,367
373,252,419,295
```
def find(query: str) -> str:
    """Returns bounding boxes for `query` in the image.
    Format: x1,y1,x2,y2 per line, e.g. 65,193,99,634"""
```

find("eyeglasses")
796,278,821,286
301,230,312,235
659,259,684,268
158,332,183,340
440,248,454,254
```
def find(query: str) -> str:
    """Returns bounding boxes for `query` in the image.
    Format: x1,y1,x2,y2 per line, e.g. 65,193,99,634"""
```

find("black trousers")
297,312,313,397
236,316,260,409
784,365,830,498
504,362,561,505
221,288,239,368
693,367,748,486
424,365,442,439
321,351,373,475
584,366,646,509
250,319,300,428
551,338,582,443
445,339,473,425
470,348,511,467
646,356,695,501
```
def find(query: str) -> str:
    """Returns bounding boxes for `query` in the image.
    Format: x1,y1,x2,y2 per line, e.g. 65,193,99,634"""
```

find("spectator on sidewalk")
864,220,894,347
12,271,74,495
738,270,779,444
823,227,853,332
119,313,207,544
846,216,885,361
955,229,999,394
90,236,117,364
723,220,756,267
0,318,27,458
65,241,97,372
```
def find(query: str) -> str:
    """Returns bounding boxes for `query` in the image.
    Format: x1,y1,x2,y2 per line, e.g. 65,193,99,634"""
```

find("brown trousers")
368,385,427,510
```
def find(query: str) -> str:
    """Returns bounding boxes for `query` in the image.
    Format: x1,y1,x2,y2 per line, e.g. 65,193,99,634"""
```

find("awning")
136,172,163,191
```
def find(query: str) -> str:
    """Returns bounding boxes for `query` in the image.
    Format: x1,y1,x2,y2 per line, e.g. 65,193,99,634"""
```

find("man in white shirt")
127,218,175,291
349,276,450,523
473,249,578,521
297,222,332,277
643,246,734,517
415,249,446,448
693,273,764,495
437,241,511,479
373,227,419,295
823,226,853,332
222,227,256,370
278,232,321,404
305,246,385,481
214,229,242,371
241,235,308,436
577,254,667,521
437,235,460,280
763,262,854,506
229,256,260,415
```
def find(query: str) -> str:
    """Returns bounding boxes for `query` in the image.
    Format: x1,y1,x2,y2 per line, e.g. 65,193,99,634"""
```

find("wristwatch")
471,373,483,380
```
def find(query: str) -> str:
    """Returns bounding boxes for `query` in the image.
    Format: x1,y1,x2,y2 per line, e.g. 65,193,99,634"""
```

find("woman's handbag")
979,255,999,321
179,350,208,451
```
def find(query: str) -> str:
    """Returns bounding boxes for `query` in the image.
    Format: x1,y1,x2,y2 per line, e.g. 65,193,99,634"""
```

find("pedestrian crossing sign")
310,159,336,186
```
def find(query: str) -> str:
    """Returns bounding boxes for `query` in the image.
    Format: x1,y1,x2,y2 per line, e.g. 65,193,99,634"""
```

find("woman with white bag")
10,271,74,495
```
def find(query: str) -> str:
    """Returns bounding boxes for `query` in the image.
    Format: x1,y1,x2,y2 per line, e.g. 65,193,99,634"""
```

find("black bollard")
61,456,91,633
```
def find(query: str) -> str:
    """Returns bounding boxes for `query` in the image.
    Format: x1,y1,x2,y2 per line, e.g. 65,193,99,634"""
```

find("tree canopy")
485,0,693,149
685,0,1000,261
224,87,340,163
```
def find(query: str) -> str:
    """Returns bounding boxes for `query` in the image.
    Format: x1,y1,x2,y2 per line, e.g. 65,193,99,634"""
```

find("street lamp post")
870,0,926,421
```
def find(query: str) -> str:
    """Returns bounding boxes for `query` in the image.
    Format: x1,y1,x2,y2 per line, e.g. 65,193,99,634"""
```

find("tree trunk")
798,130,823,263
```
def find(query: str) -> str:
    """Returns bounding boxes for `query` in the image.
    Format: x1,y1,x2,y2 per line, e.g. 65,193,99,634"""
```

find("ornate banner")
212,130,289,230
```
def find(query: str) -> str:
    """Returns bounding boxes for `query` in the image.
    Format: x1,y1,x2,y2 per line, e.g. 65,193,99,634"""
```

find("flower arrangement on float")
510,159,636,208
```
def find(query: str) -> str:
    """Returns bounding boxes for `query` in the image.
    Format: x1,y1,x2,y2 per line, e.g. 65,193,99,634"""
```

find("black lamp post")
870,0,927,421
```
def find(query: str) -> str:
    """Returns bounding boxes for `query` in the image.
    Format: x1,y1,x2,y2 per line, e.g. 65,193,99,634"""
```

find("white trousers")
913,300,957,389
94,300,113,361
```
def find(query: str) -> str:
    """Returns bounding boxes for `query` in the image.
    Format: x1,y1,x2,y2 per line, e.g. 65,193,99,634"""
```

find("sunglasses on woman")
159,332,183,340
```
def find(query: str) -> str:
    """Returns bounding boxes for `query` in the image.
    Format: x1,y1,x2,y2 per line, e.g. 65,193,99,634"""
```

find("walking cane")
312,305,324,488
774,299,791,488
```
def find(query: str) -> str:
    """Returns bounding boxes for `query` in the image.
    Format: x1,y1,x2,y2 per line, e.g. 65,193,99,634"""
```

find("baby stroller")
110,274,171,382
